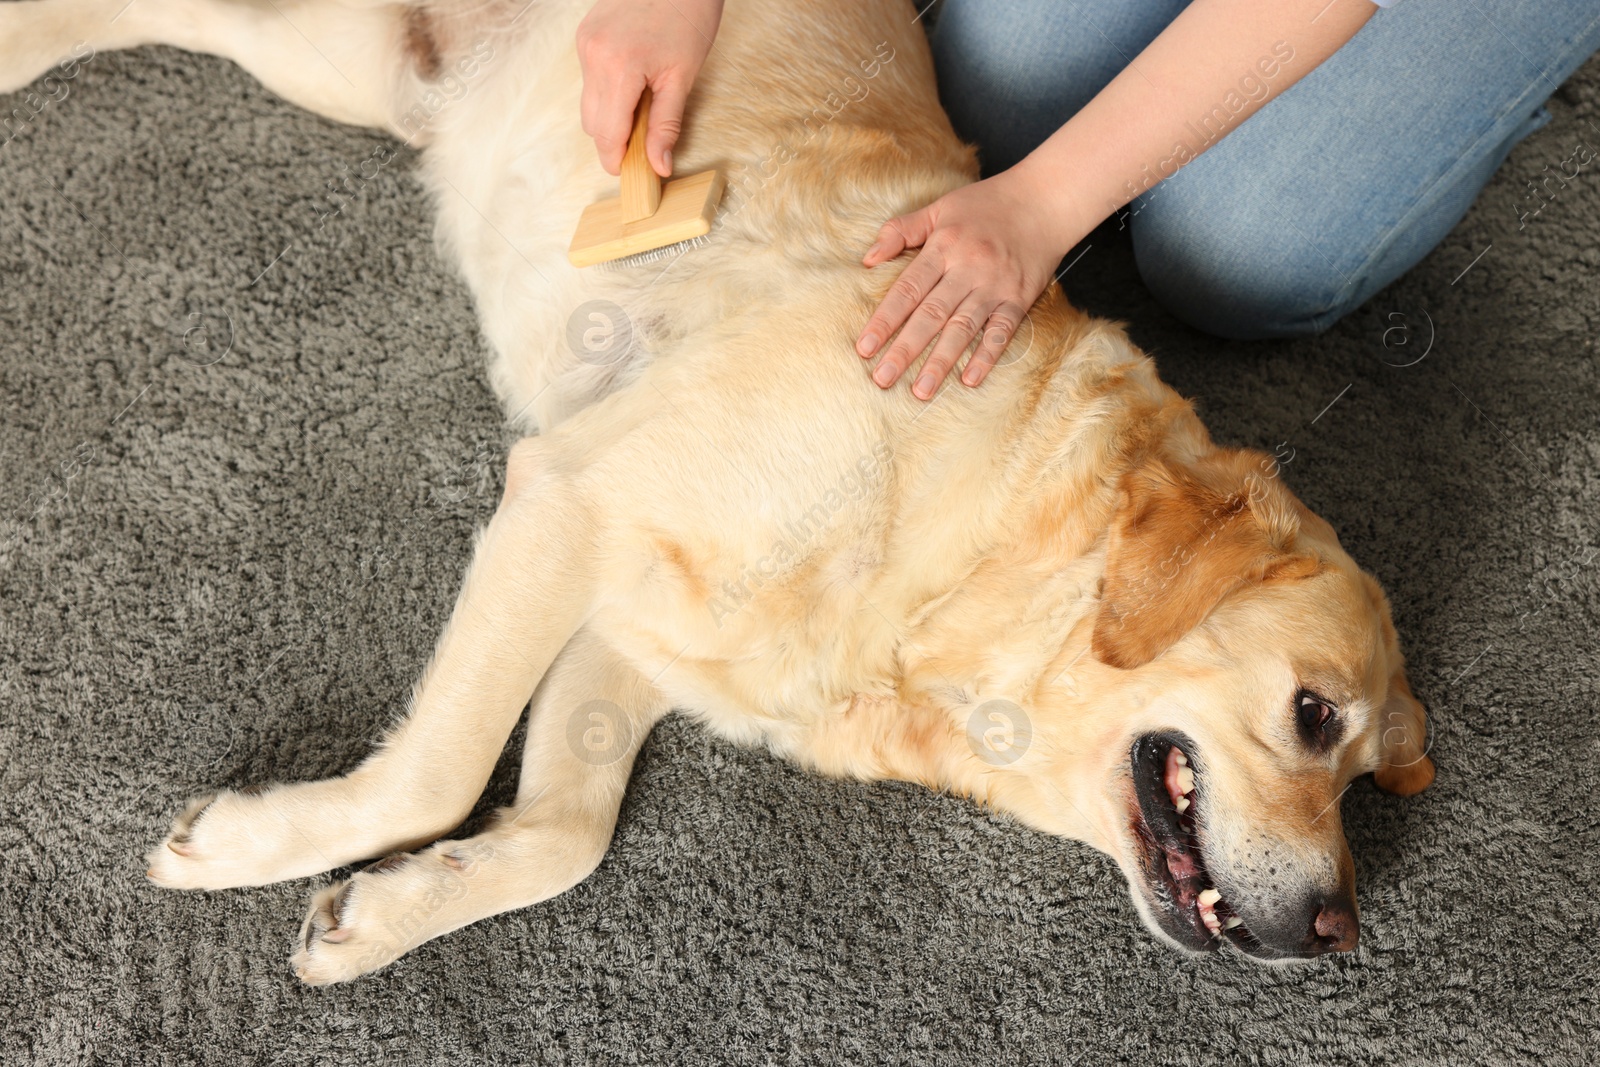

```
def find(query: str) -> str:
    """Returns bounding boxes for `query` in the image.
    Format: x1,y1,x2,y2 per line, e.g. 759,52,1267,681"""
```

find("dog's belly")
568,315,910,748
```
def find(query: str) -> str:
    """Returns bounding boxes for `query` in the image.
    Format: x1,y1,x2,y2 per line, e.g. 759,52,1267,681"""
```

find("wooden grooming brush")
567,88,726,268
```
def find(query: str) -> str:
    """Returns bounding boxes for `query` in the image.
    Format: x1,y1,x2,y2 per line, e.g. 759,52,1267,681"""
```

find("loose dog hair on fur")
0,0,1434,983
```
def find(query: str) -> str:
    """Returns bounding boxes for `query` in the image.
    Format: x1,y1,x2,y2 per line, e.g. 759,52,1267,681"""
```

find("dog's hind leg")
147,439,603,889
0,0,412,132
291,626,667,985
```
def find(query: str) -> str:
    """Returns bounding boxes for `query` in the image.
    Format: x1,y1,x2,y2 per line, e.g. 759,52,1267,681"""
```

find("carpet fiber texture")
1,31,1597,1067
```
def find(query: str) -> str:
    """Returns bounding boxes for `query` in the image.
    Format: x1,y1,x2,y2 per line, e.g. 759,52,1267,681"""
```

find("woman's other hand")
856,166,1079,399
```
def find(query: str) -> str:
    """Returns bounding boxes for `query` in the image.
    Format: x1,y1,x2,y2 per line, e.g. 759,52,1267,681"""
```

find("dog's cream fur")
2,0,1434,983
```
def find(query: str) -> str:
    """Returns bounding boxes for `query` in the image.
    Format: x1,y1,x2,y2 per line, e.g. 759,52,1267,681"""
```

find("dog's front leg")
147,439,601,889
291,626,668,985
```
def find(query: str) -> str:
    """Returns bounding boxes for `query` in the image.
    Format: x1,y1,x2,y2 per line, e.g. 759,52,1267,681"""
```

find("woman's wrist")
999,150,1098,268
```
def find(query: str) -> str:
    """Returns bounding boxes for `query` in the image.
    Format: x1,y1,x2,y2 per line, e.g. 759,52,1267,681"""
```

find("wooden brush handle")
620,87,662,223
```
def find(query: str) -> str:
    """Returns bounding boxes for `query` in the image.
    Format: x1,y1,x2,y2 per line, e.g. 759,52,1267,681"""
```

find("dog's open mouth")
1129,733,1256,953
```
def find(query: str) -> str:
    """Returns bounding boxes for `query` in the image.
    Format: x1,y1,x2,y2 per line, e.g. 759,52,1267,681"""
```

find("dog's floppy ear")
1374,671,1434,795
1360,572,1436,796
1092,450,1317,670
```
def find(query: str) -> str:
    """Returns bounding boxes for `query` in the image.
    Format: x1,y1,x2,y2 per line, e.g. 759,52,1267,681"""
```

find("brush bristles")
598,233,713,270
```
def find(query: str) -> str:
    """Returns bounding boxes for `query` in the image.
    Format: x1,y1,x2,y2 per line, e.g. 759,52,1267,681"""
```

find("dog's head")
1042,448,1433,961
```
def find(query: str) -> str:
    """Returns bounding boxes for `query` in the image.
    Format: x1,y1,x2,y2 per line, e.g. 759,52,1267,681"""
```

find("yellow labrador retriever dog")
2,0,1435,983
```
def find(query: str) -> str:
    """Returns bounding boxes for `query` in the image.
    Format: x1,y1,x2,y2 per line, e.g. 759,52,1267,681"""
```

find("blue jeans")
930,0,1600,339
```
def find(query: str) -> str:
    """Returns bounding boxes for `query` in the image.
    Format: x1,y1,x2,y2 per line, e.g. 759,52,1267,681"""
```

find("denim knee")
1129,188,1362,342
1130,99,1567,342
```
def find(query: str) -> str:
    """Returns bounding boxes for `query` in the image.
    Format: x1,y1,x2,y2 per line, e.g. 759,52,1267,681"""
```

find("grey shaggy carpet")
2,27,1598,1067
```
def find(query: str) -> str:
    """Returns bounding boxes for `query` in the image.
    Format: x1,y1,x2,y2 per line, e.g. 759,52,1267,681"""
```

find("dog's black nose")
1308,898,1359,954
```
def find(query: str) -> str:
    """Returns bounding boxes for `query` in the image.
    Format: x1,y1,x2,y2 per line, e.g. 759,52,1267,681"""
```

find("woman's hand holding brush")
577,0,725,179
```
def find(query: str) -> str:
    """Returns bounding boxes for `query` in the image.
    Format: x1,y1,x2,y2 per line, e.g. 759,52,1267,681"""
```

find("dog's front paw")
292,868,418,985
291,845,483,985
145,793,224,888
293,880,380,985
145,785,317,889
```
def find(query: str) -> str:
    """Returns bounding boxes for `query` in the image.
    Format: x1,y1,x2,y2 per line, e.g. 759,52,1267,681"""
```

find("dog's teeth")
1174,751,1188,766
1224,917,1243,930
1174,796,1190,814
1198,888,1221,907
1175,766,1195,794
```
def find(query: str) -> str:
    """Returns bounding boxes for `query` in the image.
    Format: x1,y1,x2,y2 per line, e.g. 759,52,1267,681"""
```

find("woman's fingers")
581,75,639,175
645,73,690,176
575,12,635,176
857,229,939,359
862,209,930,269
961,301,1027,387
871,273,968,389
912,292,994,399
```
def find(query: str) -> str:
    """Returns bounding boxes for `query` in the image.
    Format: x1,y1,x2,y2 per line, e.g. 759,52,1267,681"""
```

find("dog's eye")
1296,690,1336,736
